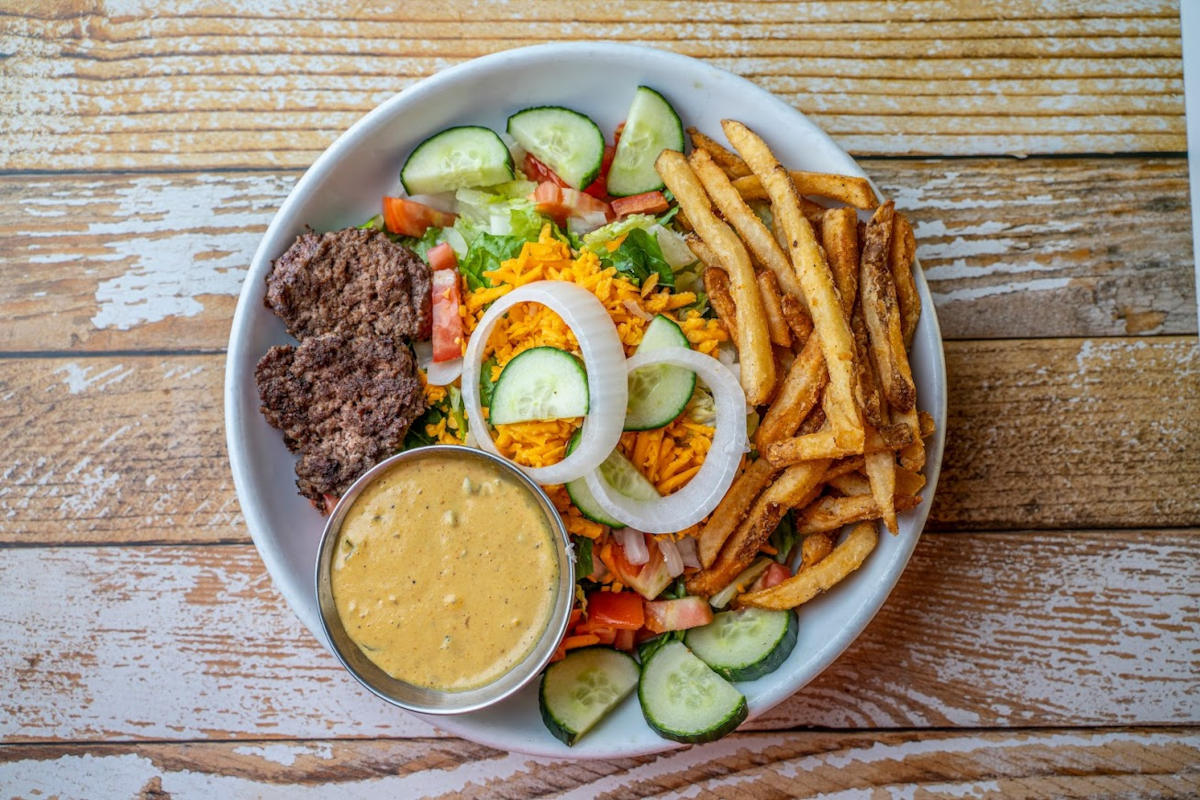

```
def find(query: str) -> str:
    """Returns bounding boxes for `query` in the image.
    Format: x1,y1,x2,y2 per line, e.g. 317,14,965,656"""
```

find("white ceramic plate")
225,43,946,759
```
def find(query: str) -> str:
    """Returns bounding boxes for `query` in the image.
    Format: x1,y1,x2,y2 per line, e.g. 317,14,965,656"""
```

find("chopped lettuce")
478,356,500,408
453,181,541,242
580,213,658,253
602,227,674,288
768,513,798,565
458,233,528,291
572,535,594,578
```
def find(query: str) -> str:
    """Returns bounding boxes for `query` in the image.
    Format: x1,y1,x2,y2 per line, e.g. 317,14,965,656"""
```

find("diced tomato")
603,535,675,600
382,196,456,237
613,628,636,652
748,562,792,593
523,153,568,187
643,596,714,634
531,180,612,226
430,269,463,362
610,191,670,218
585,590,645,630
582,145,616,199
426,241,457,272
320,494,339,515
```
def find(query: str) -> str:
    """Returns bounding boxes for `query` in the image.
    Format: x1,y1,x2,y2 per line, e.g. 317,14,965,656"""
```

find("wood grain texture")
0,158,1192,353
1,729,1198,798
3,337,1195,545
0,2,1183,170
2,531,1195,742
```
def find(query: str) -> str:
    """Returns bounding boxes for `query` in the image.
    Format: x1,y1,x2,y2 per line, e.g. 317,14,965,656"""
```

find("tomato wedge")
382,196,456,237
426,241,457,272
602,536,675,600
582,145,616,199
523,152,568,187
531,181,612,226
610,190,670,218
613,628,636,652
585,590,645,630
759,562,792,589
643,596,714,634
430,268,463,362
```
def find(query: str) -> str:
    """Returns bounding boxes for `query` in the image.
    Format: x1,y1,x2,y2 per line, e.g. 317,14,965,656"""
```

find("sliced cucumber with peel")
565,431,625,528
540,647,640,746
607,87,685,197
400,126,514,195
625,315,696,431
489,346,589,425
685,608,797,682
507,106,605,190
638,640,748,743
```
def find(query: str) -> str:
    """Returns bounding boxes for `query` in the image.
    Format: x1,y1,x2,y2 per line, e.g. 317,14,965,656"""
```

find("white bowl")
224,42,947,759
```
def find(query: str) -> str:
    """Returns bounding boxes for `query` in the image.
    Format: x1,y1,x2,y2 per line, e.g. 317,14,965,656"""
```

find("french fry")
687,126,751,178
756,270,792,348
696,458,778,568
864,428,898,534
722,119,862,450
896,405,926,472
821,207,860,316
890,211,920,350
702,266,739,348
919,409,935,439
851,309,884,428
797,531,834,570
823,455,865,481
731,171,878,209
736,522,879,609
686,459,829,596
657,149,775,406
827,472,871,497
768,419,910,467
795,493,920,535
860,202,916,413
688,148,803,299
895,465,927,497
780,294,814,347
797,404,826,435
754,334,826,451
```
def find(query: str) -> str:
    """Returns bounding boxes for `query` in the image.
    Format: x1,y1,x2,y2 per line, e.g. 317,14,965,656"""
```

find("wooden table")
2,2,1197,797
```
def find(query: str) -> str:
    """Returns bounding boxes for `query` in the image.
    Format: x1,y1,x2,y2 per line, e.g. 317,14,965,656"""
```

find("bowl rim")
224,40,948,759
314,444,576,715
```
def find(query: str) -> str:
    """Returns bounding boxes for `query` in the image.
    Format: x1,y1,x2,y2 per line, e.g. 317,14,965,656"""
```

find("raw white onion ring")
461,281,628,485
584,347,746,533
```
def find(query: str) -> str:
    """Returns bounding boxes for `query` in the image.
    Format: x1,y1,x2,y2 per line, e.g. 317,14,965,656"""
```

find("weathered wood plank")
1,729,1197,798
2,338,1195,545
1,531,1195,742
0,2,1183,169
0,158,1191,353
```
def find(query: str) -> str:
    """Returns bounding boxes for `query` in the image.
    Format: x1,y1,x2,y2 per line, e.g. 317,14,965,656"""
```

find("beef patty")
264,227,432,341
255,332,426,504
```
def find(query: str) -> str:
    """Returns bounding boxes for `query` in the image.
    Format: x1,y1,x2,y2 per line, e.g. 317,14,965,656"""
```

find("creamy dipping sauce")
331,453,558,691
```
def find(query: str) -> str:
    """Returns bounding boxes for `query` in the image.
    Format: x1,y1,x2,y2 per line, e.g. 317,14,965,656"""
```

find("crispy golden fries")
689,148,803,299
736,522,879,609
864,436,899,534
890,211,920,350
755,335,826,451
731,171,877,209
821,207,860,317
756,270,792,348
795,493,920,536
722,119,863,456
860,202,916,413
827,472,871,497
780,294,814,347
657,149,775,405
702,266,739,348
696,458,778,568
688,126,751,178
686,460,828,596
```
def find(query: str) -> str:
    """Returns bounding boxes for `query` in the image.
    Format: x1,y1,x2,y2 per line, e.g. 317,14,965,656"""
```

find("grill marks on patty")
256,333,426,503
255,227,434,507
264,227,432,341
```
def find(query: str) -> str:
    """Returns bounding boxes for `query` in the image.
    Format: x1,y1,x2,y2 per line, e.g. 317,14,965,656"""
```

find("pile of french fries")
655,121,933,611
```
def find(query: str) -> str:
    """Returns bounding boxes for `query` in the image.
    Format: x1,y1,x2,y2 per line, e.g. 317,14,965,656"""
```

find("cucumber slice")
607,87,685,197
684,608,797,682
489,346,589,425
565,432,625,528
625,315,696,431
539,647,640,746
597,448,660,502
507,106,605,190
400,126,515,195
638,640,748,743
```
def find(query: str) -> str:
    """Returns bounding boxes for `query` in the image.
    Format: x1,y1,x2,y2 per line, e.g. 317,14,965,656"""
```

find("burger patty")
255,332,426,504
264,227,432,341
